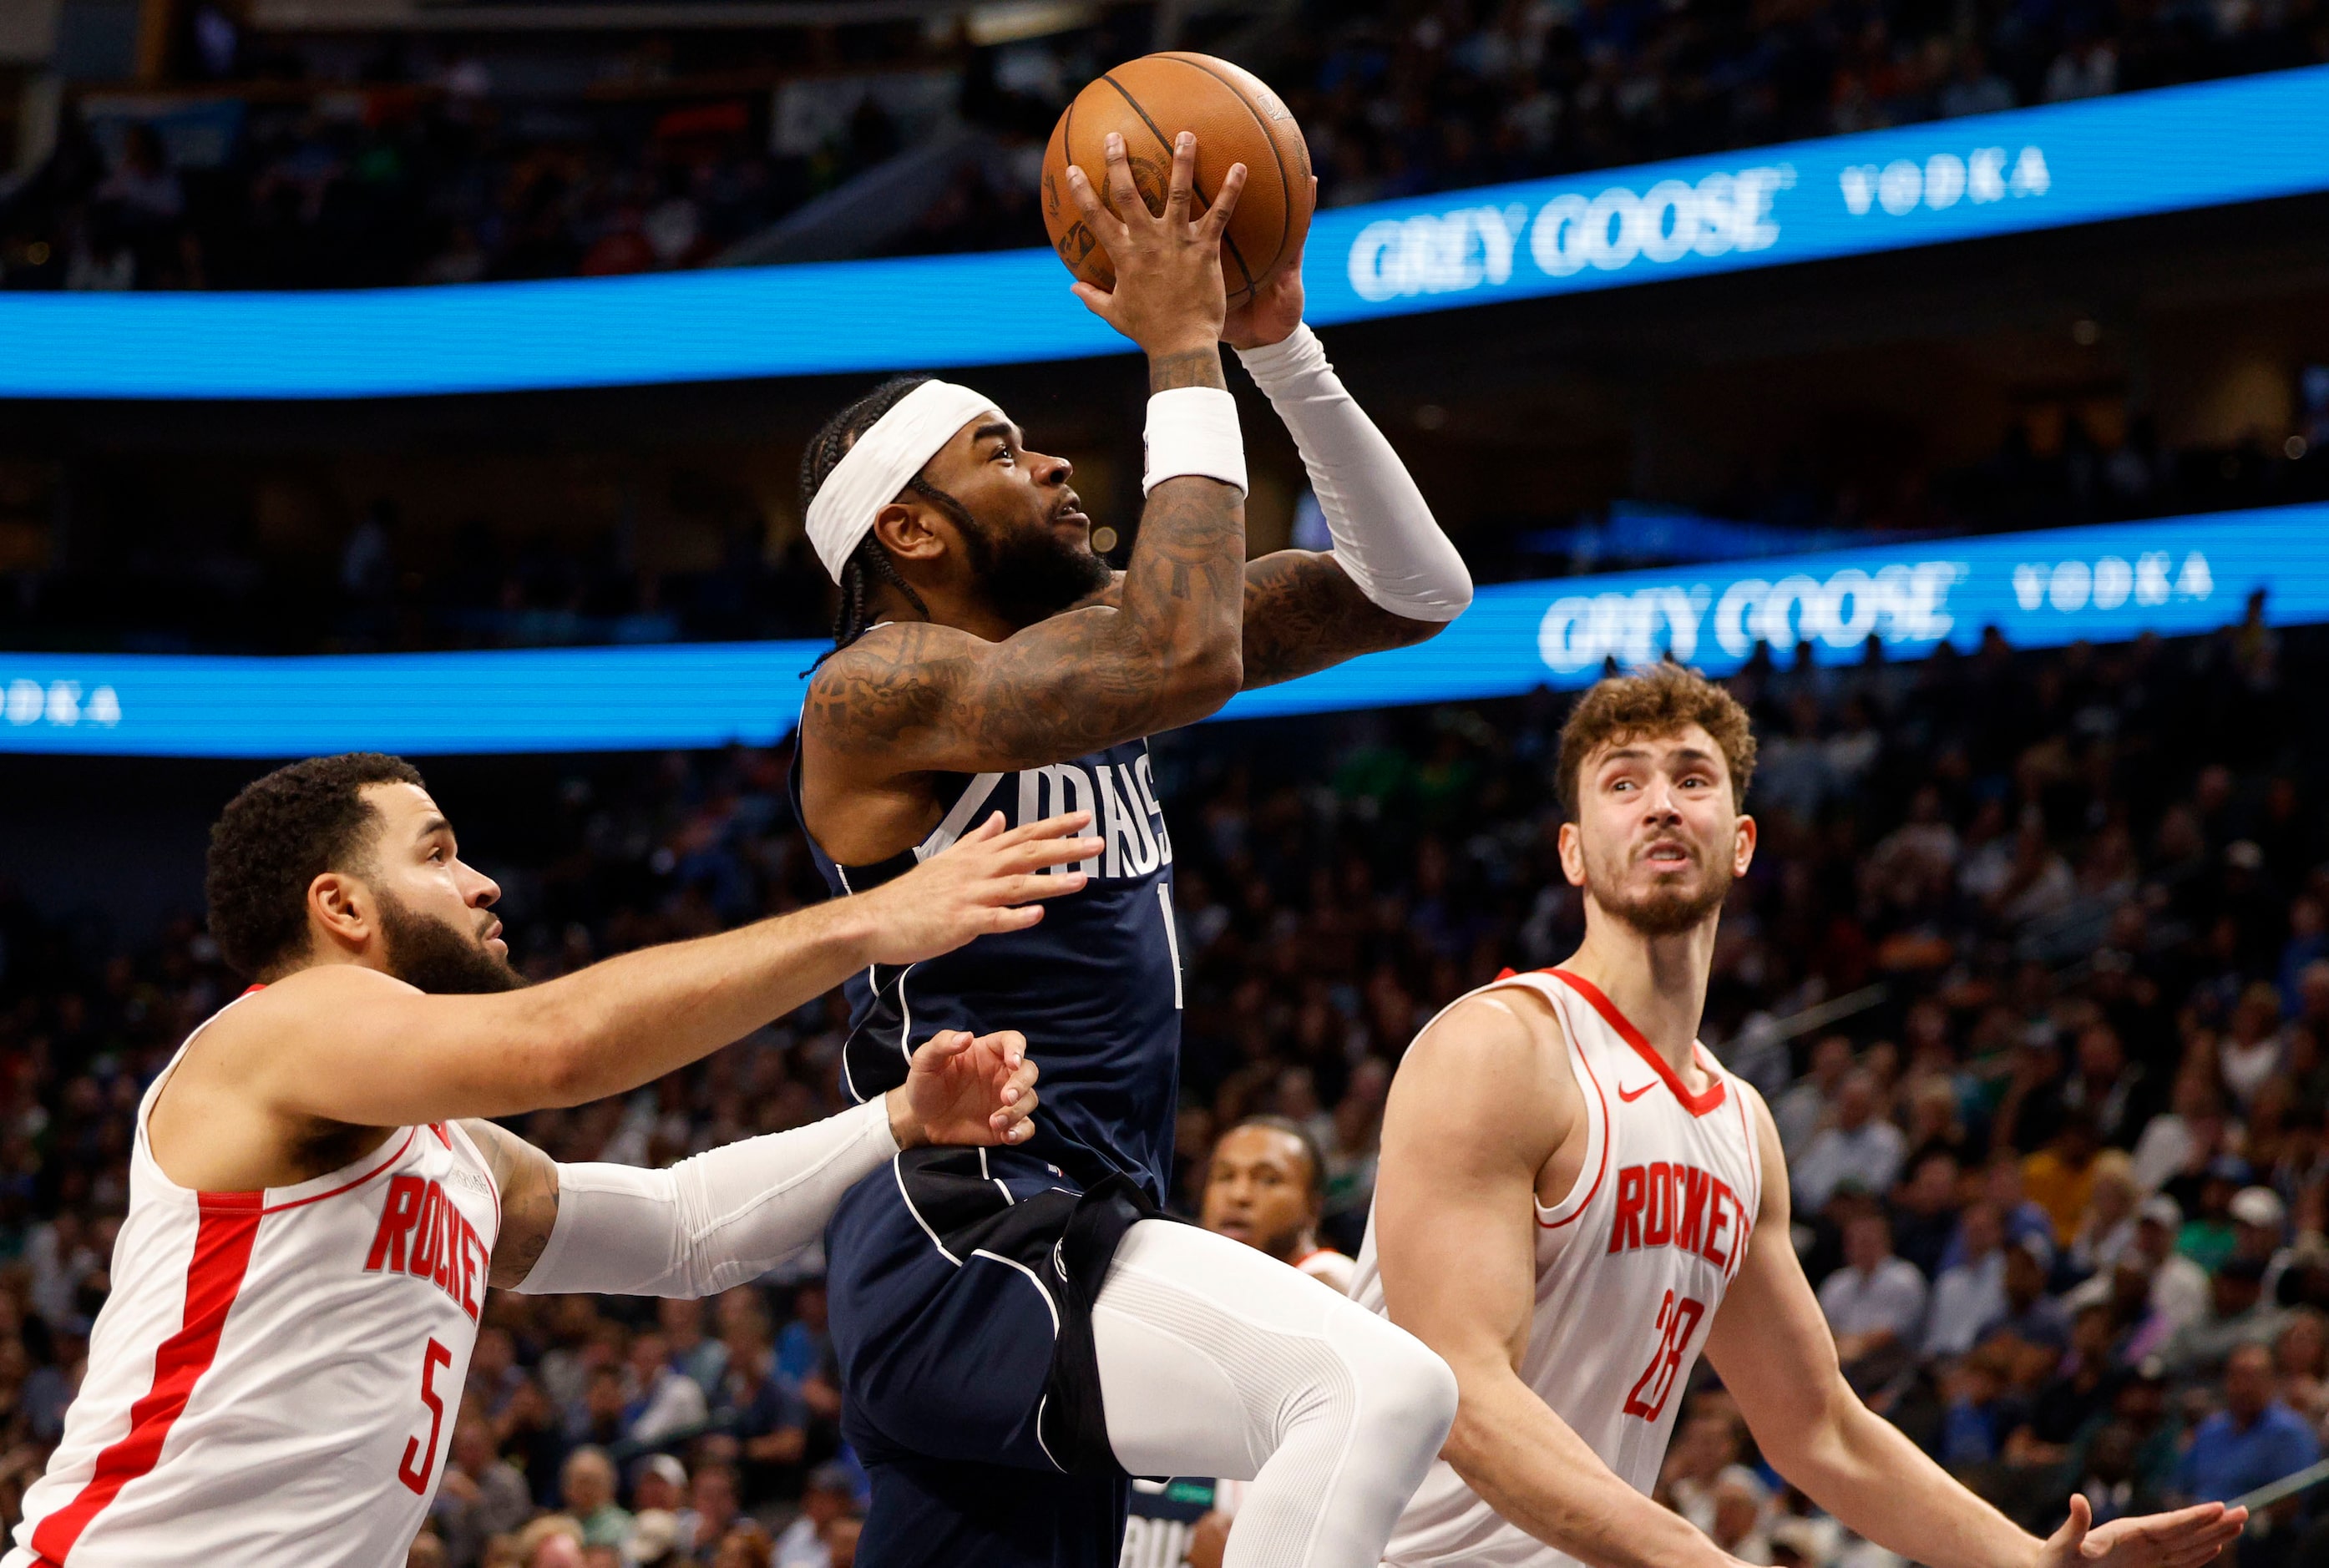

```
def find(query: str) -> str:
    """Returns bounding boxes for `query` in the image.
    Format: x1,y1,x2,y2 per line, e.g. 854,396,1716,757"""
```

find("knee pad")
1331,1308,1459,1455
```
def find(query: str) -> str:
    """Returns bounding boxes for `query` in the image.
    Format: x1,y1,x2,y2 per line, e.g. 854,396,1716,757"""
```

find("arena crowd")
3,0,2323,291
0,604,2325,1566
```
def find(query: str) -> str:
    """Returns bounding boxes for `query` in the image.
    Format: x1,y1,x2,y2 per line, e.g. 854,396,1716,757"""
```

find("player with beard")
7,751,1092,1568
1352,665,2247,1568
791,133,1472,1568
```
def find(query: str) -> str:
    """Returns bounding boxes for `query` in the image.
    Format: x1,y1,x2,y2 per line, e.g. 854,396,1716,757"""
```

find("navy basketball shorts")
825,1145,1159,1568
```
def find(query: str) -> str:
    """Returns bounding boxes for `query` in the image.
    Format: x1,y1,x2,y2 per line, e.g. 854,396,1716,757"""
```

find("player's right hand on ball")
858,811,1100,965
1064,129,1247,357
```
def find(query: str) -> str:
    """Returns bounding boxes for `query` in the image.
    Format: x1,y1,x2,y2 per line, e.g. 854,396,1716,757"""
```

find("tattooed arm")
1240,549,1447,690
805,129,1253,777
464,1117,561,1287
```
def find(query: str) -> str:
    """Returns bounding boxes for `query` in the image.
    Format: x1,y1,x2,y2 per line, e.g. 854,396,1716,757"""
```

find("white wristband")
1142,386,1247,497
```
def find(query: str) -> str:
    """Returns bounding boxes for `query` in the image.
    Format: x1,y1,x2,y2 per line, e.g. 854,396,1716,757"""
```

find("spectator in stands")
1992,1233,2072,1350
558,1448,631,1555
2230,1186,2293,1296
1775,1035,1856,1158
622,1332,709,1449
774,1464,859,1568
1198,1115,1355,1293
658,1297,727,1399
2173,1343,2320,1502
433,1406,533,1568
2164,1257,2289,1377
630,1454,686,1519
1820,1210,1929,1388
1793,1069,1907,1214
1891,1147,1968,1282
2023,1111,2105,1242
678,1461,742,1561
1926,1201,2010,1359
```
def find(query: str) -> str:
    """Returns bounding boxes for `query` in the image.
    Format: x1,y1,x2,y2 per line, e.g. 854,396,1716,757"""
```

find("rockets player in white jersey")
1355,665,2246,1568
7,750,1098,1568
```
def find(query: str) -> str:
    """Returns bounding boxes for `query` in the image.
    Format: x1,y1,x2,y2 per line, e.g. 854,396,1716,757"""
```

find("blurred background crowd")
3,602,2329,1564
3,0,2326,292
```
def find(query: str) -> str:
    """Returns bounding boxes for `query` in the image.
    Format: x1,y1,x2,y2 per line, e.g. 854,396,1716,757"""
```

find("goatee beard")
1592,861,1733,938
376,888,526,994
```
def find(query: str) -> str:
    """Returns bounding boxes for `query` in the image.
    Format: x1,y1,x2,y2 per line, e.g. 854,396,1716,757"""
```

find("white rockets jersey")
8,988,502,1568
1350,967,1765,1568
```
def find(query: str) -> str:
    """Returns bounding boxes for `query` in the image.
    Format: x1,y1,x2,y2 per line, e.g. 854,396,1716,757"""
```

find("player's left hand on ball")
1223,177,1315,352
2038,1494,2245,1568
894,1029,1040,1149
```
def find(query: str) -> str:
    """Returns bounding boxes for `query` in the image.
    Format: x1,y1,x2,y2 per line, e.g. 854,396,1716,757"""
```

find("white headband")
805,380,999,582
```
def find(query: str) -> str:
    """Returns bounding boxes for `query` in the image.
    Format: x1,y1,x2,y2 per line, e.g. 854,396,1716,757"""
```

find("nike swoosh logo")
1618,1081,1655,1102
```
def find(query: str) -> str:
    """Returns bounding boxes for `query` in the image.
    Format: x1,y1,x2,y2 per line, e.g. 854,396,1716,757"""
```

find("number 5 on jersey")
397,1337,453,1495
1623,1291,1704,1421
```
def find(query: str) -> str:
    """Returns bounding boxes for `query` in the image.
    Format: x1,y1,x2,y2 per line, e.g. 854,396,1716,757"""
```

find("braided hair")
801,376,942,651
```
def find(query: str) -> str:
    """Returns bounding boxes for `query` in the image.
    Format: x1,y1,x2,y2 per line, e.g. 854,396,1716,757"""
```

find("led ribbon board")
4,68,2328,398
3,508,2320,756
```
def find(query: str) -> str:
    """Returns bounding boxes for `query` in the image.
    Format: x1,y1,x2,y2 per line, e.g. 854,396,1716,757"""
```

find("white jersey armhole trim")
1408,973,1610,1229
1518,976,1609,1227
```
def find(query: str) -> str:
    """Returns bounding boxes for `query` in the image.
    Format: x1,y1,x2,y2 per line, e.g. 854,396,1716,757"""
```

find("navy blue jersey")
791,737,1183,1205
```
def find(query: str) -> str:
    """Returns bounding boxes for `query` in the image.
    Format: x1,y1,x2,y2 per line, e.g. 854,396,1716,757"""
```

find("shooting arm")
1704,1099,2040,1568
1235,325,1471,689
1374,994,1729,1568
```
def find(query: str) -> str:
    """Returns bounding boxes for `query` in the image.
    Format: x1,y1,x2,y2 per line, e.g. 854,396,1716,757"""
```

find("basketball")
1041,52,1315,308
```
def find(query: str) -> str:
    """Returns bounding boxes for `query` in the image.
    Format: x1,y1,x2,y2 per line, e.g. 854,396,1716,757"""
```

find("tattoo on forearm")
1148,347,1228,392
1240,551,1441,690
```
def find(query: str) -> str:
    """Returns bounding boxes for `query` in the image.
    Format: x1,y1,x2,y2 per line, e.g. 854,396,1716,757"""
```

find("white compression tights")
1091,1221,1457,1568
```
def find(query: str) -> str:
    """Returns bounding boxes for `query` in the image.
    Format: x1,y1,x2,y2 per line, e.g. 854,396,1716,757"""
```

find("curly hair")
205,752,424,978
799,374,938,651
1556,662,1757,812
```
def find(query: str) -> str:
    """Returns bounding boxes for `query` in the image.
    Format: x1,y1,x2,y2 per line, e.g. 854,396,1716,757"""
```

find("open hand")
1065,129,1247,357
889,1029,1040,1149
1223,178,1316,351
2037,1495,2245,1568
857,812,1101,967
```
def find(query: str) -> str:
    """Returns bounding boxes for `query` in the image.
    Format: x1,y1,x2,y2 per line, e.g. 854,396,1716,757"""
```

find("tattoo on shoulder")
466,1118,562,1290
804,627,966,755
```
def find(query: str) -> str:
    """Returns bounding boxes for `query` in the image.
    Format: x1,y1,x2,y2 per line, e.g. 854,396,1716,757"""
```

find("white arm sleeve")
1235,324,1472,622
514,1096,897,1298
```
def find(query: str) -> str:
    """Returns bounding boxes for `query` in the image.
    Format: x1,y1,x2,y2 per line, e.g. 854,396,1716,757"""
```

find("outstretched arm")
1705,1095,2245,1568
804,131,1253,776
237,812,1096,1130
1226,215,1472,690
1373,992,1734,1568
469,1027,1040,1292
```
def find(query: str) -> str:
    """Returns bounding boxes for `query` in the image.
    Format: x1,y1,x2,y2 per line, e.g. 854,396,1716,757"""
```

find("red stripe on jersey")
260,1128,416,1216
1547,969,1726,1118
31,1191,262,1562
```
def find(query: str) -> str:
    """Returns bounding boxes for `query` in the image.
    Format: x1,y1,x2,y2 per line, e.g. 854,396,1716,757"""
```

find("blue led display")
1,508,2316,757
2,68,2325,399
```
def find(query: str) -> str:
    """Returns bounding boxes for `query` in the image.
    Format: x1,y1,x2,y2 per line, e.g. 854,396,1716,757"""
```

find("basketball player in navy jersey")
790,133,1472,1568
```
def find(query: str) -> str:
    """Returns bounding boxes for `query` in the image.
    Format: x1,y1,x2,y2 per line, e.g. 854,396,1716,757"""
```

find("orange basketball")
1040,52,1314,309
